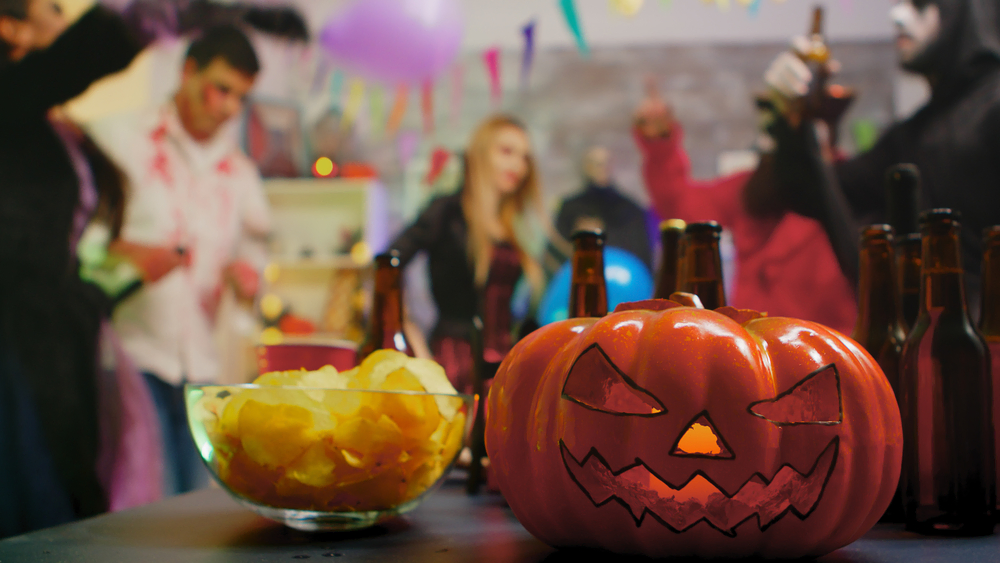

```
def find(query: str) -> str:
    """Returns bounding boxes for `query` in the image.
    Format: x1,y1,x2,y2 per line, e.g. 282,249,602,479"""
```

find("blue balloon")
510,275,532,322
537,246,655,325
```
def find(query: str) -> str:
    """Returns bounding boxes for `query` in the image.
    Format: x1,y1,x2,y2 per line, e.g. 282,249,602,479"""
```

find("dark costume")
551,181,653,270
773,0,1000,313
0,7,141,537
390,191,522,393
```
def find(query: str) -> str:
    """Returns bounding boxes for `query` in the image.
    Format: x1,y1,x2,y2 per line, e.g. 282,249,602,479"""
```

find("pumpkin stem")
715,306,767,324
669,292,705,309
612,299,684,313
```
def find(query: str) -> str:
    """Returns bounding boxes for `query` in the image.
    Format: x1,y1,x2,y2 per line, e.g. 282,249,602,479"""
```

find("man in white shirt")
89,25,270,495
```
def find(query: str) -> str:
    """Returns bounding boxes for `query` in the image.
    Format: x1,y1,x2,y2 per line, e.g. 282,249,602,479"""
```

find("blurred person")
88,25,271,496
390,115,550,393
763,0,1000,313
0,0,147,537
0,0,306,535
549,146,653,271
633,81,857,334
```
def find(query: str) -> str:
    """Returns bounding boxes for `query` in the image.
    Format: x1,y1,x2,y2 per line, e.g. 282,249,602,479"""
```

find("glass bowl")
185,383,473,531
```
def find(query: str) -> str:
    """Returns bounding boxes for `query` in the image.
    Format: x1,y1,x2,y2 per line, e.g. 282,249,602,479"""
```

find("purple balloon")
319,0,464,85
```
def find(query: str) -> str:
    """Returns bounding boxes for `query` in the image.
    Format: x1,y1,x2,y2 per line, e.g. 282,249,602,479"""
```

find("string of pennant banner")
322,0,851,163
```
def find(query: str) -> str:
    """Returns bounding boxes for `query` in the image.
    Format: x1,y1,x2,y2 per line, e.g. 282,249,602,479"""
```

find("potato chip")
332,414,404,470
287,442,338,488
335,466,409,511
353,349,409,389
402,358,459,420
377,370,441,441
254,370,305,387
299,365,350,402
239,400,315,468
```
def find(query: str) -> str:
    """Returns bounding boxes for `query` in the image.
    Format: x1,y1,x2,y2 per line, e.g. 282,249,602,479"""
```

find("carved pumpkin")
485,298,902,559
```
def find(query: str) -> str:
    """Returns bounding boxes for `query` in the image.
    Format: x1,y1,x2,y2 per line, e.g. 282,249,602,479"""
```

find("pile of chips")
192,350,468,512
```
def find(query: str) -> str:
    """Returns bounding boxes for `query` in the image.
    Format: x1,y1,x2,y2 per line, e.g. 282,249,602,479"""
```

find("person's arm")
227,171,271,300
0,6,141,118
634,126,693,219
769,115,869,285
634,125,742,227
771,116,896,224
389,196,448,266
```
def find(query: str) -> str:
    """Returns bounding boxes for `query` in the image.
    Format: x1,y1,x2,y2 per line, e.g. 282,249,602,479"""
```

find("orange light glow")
676,423,722,456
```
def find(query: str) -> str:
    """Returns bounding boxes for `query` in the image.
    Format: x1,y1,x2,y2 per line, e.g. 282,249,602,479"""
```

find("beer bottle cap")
659,219,687,232
860,224,893,242
885,164,920,190
572,228,606,241
375,250,402,267
919,208,961,225
684,221,722,236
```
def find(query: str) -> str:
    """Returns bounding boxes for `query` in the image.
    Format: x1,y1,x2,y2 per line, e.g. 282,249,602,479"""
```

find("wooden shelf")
263,178,371,197
267,256,372,271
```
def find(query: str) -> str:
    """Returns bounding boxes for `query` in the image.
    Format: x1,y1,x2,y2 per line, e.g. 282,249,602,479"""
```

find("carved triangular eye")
747,364,842,426
562,344,665,416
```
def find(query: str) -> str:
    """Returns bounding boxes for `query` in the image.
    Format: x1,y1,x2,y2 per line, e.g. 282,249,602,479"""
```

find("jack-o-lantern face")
485,299,902,559
561,344,842,536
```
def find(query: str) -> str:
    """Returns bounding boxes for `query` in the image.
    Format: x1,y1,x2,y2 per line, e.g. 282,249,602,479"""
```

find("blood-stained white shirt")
88,101,271,385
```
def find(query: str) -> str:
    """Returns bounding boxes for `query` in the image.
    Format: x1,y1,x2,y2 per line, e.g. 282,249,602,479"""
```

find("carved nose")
671,412,734,459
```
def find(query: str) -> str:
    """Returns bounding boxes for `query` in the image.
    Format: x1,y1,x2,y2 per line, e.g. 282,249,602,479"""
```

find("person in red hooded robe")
633,81,857,334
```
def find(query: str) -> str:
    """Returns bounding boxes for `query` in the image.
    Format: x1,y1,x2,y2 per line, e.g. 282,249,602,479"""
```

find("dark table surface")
2,480,1000,563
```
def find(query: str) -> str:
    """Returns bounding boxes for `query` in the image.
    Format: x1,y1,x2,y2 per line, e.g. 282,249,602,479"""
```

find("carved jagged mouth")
560,438,839,537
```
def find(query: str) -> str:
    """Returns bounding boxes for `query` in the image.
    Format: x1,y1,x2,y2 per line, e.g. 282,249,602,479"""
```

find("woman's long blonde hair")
461,115,548,302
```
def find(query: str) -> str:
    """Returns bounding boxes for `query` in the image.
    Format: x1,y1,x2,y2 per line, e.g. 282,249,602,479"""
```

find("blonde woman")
391,115,553,393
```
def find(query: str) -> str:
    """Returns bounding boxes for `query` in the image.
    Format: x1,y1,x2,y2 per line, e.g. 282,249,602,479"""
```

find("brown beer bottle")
900,209,995,536
653,219,686,299
356,250,413,363
978,226,1000,513
851,225,907,522
568,229,608,318
886,164,923,332
681,222,726,310
897,234,923,332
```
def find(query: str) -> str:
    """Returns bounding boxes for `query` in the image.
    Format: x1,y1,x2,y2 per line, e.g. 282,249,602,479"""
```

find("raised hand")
634,76,675,138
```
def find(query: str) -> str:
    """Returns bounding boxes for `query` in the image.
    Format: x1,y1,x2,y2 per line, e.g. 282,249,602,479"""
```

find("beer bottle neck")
855,236,901,338
981,238,1000,334
371,266,405,332
654,228,683,299
895,235,923,332
919,230,968,315
682,236,726,309
569,236,608,318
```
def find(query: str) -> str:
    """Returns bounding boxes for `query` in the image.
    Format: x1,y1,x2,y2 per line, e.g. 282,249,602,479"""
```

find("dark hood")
904,0,1000,92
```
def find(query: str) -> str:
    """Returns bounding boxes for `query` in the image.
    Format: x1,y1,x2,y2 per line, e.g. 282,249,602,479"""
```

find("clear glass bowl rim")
185,382,475,401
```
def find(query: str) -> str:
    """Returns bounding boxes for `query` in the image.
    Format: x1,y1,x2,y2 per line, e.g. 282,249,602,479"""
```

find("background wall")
64,0,913,211
293,0,896,49
58,0,920,333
